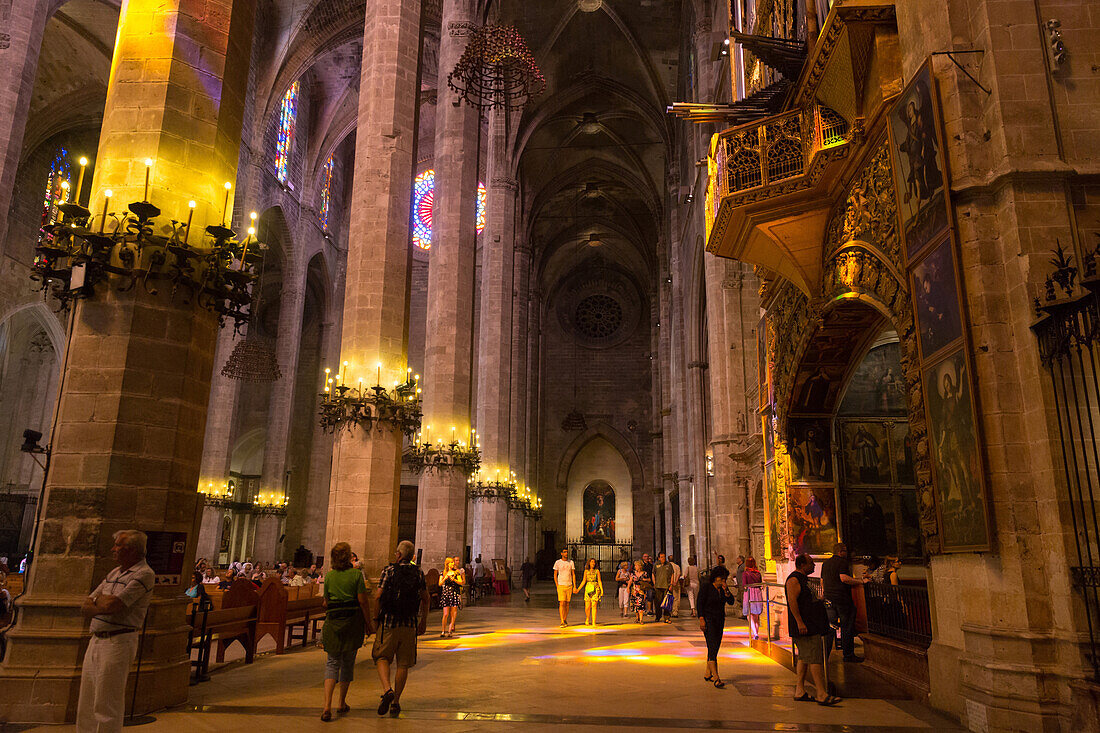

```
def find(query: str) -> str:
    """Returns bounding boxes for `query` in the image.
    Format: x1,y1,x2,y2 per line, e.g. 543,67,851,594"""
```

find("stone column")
414,0,480,572
260,249,307,502
0,0,52,249
251,513,280,563
511,242,530,483
0,0,256,722
508,505,525,567
325,0,421,579
198,327,242,485
195,503,223,562
525,289,541,485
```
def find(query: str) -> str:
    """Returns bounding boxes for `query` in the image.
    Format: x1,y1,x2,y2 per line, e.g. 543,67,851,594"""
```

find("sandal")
704,675,714,682
336,704,350,714
713,679,725,688
793,693,814,702
390,702,401,716
320,710,332,722
377,689,395,716
816,695,842,706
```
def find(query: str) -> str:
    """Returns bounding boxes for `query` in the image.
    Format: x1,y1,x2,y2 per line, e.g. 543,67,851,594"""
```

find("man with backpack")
373,540,429,717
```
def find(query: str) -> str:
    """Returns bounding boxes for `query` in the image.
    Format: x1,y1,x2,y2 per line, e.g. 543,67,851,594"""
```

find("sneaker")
377,689,395,716
389,702,401,717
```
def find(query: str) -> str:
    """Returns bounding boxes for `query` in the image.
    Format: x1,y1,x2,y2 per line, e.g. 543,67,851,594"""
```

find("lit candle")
143,158,153,201
451,426,456,443
342,360,348,383
376,362,382,385
58,181,70,222
100,189,112,233
221,181,232,226
76,157,88,204
184,200,196,243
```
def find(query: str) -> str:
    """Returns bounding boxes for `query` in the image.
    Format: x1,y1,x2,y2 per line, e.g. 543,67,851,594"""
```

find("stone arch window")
275,81,299,186
318,156,333,231
410,168,486,251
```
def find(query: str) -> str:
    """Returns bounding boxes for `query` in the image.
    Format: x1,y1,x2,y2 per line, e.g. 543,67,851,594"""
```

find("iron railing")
1033,279,1100,679
864,582,932,647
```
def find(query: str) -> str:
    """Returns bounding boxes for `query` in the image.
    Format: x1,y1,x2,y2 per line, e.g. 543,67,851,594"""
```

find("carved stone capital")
448,21,479,37
491,176,518,192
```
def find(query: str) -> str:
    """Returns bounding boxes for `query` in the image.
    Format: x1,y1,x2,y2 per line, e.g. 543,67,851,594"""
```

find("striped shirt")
89,560,155,633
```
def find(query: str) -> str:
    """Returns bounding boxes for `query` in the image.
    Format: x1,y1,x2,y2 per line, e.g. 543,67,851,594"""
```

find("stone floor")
19,584,963,732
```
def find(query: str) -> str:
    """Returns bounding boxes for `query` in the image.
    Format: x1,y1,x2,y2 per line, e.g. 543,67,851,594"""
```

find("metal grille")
1034,287,1100,679
766,136,805,182
864,582,933,647
818,105,848,147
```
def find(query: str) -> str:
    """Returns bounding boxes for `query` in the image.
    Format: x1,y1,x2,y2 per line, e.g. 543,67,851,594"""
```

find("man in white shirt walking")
77,529,156,733
552,549,576,628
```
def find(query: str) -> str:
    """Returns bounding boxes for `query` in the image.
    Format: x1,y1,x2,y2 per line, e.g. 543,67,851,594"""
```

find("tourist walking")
821,542,867,662
696,565,737,688
670,557,682,617
615,561,631,617
653,552,673,623
520,557,536,601
373,540,429,717
741,557,764,639
553,548,576,627
319,542,370,721
438,556,464,637
76,530,154,733
576,558,604,626
685,556,700,617
627,560,651,624
786,553,840,706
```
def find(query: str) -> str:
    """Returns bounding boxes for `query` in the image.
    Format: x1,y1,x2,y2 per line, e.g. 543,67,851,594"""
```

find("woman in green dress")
320,542,371,721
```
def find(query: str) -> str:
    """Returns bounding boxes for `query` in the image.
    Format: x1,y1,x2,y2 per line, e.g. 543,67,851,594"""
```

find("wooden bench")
187,578,258,681
255,579,325,654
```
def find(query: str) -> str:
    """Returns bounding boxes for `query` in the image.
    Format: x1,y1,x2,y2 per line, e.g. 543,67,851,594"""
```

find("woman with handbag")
438,556,464,637
576,558,605,626
697,566,738,687
320,542,371,721
627,560,651,625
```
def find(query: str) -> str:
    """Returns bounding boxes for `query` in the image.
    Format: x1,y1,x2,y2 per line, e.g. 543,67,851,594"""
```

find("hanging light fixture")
447,24,546,111
221,214,281,382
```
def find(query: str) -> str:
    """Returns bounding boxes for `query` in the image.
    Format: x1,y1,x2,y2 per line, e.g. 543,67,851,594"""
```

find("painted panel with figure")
924,350,990,551
582,481,615,543
839,422,891,485
887,60,951,262
911,236,964,360
838,343,907,417
788,486,839,556
787,417,832,483
765,463,781,559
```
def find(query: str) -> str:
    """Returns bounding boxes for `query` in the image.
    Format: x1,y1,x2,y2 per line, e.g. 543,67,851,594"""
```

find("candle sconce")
318,371,422,436
405,431,482,477
31,186,258,331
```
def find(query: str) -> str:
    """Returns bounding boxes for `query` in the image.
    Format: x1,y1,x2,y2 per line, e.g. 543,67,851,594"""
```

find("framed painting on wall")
787,485,839,556
787,417,833,483
911,234,965,361
922,348,991,551
887,59,953,264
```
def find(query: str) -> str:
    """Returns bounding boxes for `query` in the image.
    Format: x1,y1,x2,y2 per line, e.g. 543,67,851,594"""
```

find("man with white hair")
77,529,155,733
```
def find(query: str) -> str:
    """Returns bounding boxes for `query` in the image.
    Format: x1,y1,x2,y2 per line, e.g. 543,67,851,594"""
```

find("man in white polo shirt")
77,529,155,733
553,548,576,628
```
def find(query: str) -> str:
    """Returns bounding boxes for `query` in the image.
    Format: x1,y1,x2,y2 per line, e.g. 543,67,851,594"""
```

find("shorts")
325,648,358,682
792,634,825,665
556,584,573,602
372,625,417,668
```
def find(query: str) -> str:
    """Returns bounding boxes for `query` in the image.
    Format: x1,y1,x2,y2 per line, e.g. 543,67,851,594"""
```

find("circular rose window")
574,294,623,340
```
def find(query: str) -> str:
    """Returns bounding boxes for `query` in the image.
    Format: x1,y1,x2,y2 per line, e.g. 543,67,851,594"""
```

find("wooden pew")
211,579,259,664
284,583,324,649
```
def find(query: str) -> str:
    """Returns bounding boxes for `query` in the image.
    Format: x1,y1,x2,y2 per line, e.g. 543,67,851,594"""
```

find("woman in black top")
696,565,738,688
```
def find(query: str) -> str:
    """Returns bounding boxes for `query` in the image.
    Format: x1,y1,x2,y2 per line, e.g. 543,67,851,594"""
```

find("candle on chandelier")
376,362,382,385
221,181,232,226
100,190,112,233
76,157,88,204
341,360,348,384
184,200,196,243
143,158,153,201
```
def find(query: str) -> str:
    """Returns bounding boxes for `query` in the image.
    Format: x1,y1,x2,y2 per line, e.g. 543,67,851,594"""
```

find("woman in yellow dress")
575,558,605,627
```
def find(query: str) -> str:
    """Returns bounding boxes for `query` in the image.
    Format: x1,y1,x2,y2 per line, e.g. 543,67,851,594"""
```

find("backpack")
377,563,422,622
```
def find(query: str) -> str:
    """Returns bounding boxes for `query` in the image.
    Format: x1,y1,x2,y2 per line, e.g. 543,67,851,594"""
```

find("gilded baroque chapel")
0,0,1097,731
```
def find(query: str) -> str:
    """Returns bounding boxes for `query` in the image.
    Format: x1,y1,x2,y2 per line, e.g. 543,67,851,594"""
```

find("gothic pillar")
325,0,421,578
199,327,242,486
414,0,480,572
0,0,256,722
510,243,530,483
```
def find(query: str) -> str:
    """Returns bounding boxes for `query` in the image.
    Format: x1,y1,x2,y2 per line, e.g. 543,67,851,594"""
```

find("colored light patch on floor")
422,624,620,652
526,636,768,667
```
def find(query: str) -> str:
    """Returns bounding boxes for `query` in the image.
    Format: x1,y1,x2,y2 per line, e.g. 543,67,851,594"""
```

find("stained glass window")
42,148,70,228
275,81,299,185
319,156,334,231
410,169,487,251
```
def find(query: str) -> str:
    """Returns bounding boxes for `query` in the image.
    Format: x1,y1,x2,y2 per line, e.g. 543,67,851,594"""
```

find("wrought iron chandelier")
405,425,481,477
31,166,257,330
222,215,281,382
466,471,542,516
318,363,422,436
447,24,546,111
